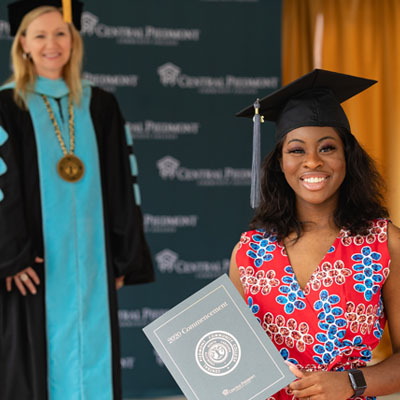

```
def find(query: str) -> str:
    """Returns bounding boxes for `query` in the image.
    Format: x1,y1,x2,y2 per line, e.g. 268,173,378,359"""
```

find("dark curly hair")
250,128,389,241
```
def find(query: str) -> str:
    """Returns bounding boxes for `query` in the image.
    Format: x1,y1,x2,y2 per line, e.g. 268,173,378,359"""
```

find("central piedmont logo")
156,62,279,95
195,331,241,376
155,248,230,279
127,120,200,140
157,63,182,86
155,249,179,273
82,72,139,92
80,11,200,46
156,156,251,187
157,156,181,180
81,11,99,35
118,307,168,328
144,214,198,233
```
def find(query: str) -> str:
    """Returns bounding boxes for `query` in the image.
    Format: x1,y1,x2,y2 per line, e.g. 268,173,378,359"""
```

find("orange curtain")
282,0,400,362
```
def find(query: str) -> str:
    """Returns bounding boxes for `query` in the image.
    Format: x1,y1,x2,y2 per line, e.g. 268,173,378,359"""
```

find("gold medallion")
57,155,85,182
41,94,84,183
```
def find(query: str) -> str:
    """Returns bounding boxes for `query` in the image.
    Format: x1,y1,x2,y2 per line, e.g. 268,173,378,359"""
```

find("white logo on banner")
156,156,251,187
118,308,168,328
144,214,198,233
120,357,136,370
157,62,279,95
81,11,99,34
0,20,11,40
157,63,182,86
157,156,181,180
127,120,200,140
155,249,230,279
80,11,200,46
82,72,139,92
155,249,179,272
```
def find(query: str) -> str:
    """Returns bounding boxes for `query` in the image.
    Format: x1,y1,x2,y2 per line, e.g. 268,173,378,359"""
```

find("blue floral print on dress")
342,335,372,363
276,266,306,314
279,348,298,365
351,246,383,301
373,297,384,339
248,296,261,323
312,290,346,365
246,233,277,268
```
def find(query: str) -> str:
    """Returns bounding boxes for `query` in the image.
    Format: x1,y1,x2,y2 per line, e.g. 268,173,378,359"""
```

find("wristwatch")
348,368,367,398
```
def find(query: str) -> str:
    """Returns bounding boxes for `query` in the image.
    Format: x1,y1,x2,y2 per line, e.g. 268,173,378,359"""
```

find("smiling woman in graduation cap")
230,69,400,400
0,1,154,399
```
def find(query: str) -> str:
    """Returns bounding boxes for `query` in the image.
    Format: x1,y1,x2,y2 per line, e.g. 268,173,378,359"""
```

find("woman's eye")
287,148,304,154
35,34,45,39
56,31,66,36
320,145,336,153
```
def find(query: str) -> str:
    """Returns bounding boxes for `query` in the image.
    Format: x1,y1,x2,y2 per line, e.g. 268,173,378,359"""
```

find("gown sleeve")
90,87,154,285
0,95,35,279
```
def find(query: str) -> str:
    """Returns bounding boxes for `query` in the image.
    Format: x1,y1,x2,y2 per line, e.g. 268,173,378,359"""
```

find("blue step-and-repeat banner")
0,1,281,397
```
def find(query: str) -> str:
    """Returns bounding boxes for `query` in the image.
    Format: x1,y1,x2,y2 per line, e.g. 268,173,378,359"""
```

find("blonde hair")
9,6,83,108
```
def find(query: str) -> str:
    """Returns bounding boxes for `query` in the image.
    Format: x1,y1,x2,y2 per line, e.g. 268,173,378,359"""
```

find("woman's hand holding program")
287,362,354,400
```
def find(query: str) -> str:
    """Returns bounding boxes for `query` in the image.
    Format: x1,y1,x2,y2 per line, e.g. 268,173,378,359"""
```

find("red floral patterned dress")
235,219,390,400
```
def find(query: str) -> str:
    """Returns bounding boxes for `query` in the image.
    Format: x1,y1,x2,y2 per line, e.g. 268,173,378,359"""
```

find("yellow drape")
282,0,400,362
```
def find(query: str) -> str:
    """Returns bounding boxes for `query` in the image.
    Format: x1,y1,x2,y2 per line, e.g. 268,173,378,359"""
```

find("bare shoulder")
383,222,400,352
383,221,400,291
229,242,245,300
387,221,400,260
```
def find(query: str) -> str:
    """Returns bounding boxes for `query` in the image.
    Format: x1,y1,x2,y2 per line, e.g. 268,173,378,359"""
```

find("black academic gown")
0,86,154,400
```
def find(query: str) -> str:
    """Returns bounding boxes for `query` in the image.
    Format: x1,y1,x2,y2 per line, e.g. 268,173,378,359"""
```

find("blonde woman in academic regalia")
0,1,154,399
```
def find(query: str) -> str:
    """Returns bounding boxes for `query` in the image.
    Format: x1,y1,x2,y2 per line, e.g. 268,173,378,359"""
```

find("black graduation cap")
236,69,377,208
8,0,84,36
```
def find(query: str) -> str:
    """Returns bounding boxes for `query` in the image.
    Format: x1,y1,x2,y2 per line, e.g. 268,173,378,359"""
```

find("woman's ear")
20,36,28,53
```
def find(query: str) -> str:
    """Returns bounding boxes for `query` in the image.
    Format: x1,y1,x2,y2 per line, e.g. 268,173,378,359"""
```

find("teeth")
303,177,326,183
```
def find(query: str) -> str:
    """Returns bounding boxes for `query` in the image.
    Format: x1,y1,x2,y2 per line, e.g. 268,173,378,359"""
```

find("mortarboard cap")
8,0,83,36
236,69,377,208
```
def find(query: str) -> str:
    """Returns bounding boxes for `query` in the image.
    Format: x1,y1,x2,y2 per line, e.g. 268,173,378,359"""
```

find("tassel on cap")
62,0,72,23
250,99,262,209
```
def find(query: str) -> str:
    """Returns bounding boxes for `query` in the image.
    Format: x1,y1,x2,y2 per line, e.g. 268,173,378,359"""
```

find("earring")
22,52,31,60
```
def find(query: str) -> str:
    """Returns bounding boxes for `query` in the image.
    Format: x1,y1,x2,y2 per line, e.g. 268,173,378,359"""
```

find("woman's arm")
229,242,245,300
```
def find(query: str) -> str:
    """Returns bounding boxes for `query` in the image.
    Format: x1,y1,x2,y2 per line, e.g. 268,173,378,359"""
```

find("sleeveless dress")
235,219,390,400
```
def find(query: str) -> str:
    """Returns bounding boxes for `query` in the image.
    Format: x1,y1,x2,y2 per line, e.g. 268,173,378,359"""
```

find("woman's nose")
45,36,58,46
303,151,323,169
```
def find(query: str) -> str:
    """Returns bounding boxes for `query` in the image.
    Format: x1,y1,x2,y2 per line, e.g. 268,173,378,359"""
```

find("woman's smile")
300,173,330,190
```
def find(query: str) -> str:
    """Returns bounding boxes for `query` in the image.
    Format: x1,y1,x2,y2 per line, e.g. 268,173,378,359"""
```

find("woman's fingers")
25,266,40,285
14,274,28,296
19,271,37,294
6,265,41,295
35,257,44,263
286,362,304,378
115,276,125,290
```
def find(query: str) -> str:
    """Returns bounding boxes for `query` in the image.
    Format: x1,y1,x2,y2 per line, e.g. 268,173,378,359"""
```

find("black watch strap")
348,368,367,398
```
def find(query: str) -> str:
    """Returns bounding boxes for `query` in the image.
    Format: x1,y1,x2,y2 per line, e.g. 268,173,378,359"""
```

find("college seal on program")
195,330,241,376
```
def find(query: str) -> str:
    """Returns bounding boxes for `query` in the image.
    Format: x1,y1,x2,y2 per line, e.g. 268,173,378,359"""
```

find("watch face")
351,370,367,388
349,369,367,398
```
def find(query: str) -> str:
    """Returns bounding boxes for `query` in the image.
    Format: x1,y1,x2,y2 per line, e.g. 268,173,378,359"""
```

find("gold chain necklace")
41,94,85,182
